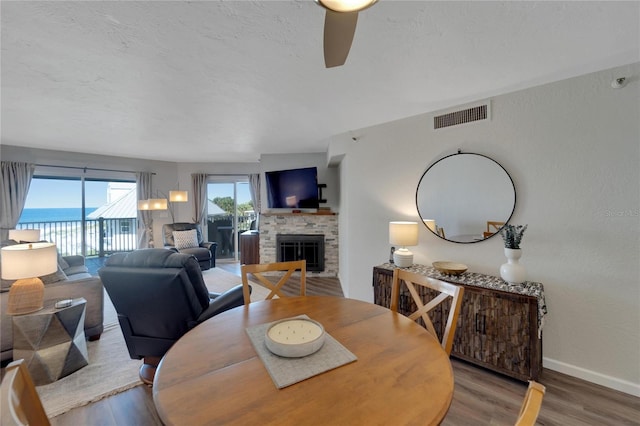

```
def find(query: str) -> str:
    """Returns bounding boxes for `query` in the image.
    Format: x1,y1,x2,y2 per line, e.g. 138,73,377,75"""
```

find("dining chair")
485,221,505,237
515,380,546,426
241,260,306,305
390,268,464,355
0,359,51,426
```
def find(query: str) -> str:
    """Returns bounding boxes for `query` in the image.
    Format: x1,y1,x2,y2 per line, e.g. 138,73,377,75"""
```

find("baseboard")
543,357,640,397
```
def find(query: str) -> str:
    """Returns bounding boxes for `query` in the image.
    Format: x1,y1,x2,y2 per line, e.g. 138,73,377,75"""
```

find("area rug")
203,266,271,301
37,322,142,418
37,267,268,418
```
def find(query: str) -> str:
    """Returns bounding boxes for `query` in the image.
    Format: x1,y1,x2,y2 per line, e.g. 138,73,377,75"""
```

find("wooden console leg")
139,356,162,386
88,333,102,341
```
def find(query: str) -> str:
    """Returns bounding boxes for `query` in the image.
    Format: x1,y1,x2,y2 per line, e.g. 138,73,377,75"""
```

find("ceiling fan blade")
323,10,358,68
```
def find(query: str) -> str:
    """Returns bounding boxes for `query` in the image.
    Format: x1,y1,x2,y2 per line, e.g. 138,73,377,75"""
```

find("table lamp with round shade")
1,242,57,315
8,228,41,243
389,221,419,267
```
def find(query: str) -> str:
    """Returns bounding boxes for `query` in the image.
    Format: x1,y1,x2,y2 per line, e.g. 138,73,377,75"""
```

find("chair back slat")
241,260,306,305
1,359,50,426
515,380,546,426
391,268,464,355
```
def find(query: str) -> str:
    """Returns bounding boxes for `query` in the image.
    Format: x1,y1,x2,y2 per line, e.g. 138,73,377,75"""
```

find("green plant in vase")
500,224,528,249
499,224,528,284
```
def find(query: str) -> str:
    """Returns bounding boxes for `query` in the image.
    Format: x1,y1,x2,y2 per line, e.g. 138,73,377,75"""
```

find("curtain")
248,173,261,214
136,172,153,248
0,162,35,241
191,173,207,229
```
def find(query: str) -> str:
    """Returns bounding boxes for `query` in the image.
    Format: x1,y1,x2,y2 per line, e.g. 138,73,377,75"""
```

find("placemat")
246,315,357,389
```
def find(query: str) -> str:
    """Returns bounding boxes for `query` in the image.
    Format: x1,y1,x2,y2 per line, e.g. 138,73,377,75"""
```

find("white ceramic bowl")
265,318,326,358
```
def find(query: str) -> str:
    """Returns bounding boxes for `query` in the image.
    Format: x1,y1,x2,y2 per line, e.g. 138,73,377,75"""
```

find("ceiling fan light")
316,0,377,13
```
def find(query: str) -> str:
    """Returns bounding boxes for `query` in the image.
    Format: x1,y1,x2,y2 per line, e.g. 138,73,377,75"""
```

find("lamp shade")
8,229,41,243
315,0,377,13
1,242,58,315
149,198,168,210
1,242,58,280
169,190,188,202
138,199,151,210
389,222,419,247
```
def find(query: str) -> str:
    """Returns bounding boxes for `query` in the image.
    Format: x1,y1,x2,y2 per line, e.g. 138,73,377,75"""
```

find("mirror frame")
415,152,516,244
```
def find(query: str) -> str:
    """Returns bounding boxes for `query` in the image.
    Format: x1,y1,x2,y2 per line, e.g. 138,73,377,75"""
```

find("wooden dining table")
153,296,454,426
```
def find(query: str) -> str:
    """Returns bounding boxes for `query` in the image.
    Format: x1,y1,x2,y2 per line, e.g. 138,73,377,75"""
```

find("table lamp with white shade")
389,221,419,267
1,242,58,315
8,228,42,243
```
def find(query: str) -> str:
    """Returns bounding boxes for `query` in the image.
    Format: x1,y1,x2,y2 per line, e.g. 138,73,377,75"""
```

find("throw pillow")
40,265,68,284
173,229,199,250
57,252,70,270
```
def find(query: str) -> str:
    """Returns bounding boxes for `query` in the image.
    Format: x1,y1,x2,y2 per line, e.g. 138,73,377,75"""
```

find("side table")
12,297,89,385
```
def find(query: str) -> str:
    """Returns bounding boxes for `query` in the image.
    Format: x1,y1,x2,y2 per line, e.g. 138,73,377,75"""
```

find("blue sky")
207,182,252,204
24,178,251,209
24,179,109,208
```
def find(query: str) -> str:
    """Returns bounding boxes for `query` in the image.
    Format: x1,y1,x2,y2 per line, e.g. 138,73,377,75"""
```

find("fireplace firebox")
276,234,325,272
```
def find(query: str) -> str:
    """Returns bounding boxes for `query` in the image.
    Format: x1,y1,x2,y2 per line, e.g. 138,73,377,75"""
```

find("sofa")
1,241,104,362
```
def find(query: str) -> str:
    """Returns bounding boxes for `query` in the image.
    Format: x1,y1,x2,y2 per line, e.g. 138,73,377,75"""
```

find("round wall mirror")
415,152,516,243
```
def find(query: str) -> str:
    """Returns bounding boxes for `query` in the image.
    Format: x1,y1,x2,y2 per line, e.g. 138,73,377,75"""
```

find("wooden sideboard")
240,231,259,265
373,264,546,382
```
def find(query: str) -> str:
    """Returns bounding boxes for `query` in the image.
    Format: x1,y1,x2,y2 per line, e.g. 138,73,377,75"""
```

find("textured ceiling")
1,1,638,162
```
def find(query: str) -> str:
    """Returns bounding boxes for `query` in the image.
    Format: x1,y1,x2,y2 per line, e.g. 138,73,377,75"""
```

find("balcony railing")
16,213,256,259
16,217,138,257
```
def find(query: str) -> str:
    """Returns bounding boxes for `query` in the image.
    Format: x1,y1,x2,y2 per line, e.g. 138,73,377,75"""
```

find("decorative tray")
432,261,468,275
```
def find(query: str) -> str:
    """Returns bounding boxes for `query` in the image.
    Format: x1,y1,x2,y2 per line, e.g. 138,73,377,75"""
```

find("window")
18,176,137,257
207,178,254,261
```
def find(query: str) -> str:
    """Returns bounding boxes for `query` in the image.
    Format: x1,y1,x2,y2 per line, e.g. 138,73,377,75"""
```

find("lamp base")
7,277,45,315
393,248,414,268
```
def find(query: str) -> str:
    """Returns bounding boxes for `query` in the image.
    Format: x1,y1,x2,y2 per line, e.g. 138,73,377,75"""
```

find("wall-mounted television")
265,167,319,209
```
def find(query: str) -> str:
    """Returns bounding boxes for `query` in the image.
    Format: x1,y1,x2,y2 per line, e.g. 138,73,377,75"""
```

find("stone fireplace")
259,213,338,277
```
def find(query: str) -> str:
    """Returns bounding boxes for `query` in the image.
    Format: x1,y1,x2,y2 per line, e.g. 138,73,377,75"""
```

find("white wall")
330,63,640,396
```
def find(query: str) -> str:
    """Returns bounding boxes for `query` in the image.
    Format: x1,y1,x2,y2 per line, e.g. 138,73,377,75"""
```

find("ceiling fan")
314,0,378,68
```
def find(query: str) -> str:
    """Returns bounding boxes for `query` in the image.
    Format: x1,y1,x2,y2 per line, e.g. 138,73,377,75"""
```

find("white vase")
500,248,526,284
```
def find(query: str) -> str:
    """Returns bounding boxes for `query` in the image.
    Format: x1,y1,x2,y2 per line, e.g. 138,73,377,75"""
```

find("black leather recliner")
162,223,217,270
98,249,247,384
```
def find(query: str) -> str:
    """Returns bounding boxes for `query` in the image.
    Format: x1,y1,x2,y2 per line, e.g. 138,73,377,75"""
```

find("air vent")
434,104,488,129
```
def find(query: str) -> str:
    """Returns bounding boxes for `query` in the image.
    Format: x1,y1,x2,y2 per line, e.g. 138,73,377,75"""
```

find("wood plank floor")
47,261,640,425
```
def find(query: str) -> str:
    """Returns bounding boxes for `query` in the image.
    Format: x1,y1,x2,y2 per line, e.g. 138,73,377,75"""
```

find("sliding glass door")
18,176,137,258
207,178,254,262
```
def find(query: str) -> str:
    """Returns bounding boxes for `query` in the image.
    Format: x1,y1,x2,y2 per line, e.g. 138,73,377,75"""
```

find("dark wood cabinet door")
240,232,260,265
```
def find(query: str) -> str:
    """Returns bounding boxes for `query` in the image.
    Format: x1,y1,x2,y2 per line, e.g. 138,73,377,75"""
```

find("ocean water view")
19,207,98,223
14,207,138,257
